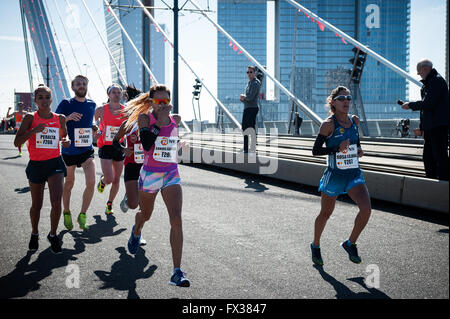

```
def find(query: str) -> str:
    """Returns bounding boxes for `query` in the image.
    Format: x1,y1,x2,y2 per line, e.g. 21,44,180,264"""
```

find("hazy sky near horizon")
0,0,447,122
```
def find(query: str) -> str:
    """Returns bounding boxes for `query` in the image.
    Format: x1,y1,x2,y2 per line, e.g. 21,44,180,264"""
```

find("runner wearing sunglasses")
121,84,190,287
95,84,126,215
310,86,371,266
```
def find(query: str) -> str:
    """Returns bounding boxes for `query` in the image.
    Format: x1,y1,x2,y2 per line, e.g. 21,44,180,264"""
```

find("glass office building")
104,0,164,92
217,0,267,123
217,0,412,123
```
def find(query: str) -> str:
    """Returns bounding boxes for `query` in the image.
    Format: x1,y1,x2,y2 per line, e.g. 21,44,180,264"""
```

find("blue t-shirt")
56,98,96,155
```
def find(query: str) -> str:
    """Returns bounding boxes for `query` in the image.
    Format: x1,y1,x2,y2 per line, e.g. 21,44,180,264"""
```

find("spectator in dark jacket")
240,66,261,154
402,59,449,180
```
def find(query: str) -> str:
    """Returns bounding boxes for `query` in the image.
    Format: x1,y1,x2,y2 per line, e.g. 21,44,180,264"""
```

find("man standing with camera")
240,66,261,154
402,59,449,181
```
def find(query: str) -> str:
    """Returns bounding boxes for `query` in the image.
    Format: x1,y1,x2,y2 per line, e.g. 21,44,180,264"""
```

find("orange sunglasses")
152,98,171,105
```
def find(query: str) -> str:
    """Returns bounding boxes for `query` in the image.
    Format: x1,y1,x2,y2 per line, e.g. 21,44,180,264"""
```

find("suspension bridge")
0,0,448,301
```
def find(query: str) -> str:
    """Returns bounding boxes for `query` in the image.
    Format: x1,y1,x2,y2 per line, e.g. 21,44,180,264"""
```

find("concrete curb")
180,146,448,214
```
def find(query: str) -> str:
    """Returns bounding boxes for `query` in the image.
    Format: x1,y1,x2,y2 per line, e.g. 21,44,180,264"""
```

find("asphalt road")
0,134,448,300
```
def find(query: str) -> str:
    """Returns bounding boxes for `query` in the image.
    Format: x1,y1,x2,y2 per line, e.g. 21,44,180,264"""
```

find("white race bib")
134,143,144,164
105,125,119,142
153,136,178,163
74,128,92,147
336,144,359,170
15,121,22,129
36,127,59,149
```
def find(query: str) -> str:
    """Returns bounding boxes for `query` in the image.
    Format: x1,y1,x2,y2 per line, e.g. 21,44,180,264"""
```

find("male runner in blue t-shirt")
56,75,97,231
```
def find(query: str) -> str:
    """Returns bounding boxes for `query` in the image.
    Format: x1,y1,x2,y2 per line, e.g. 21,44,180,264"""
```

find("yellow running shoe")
77,213,89,230
105,201,114,215
97,175,105,193
63,210,73,231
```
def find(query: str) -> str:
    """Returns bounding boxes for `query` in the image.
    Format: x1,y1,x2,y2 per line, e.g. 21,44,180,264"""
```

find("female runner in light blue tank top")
310,86,372,266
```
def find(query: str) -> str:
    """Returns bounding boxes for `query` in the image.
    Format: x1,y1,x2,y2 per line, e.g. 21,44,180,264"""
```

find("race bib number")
134,143,144,164
153,136,178,163
15,122,22,129
36,127,59,149
105,125,119,142
336,144,359,170
74,128,92,147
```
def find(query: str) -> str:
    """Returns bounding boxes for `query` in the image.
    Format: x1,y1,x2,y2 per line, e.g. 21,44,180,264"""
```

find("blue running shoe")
169,268,190,287
341,240,362,264
127,226,141,254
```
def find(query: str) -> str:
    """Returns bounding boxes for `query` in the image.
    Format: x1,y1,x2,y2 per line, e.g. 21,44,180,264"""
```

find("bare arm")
59,114,71,148
14,114,40,147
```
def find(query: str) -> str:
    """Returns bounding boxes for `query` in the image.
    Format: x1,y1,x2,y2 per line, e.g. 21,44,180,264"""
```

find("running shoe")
47,233,62,254
169,269,190,287
19,152,23,157
310,243,324,266
63,210,73,231
139,236,147,246
97,175,105,193
28,234,39,251
105,201,114,215
127,225,141,254
120,194,129,213
77,213,89,230
341,240,362,264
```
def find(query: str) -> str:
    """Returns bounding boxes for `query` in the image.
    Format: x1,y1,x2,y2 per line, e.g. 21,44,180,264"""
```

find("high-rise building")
217,0,412,124
104,0,164,92
217,0,267,123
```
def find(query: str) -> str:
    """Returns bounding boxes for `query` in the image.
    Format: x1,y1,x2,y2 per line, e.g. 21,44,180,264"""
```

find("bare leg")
346,184,371,244
29,181,45,235
62,165,76,211
80,158,96,214
161,184,183,269
313,192,337,246
47,173,64,235
135,190,158,235
125,180,139,210
108,160,123,203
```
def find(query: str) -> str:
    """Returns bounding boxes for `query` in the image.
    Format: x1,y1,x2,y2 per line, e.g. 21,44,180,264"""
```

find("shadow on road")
69,214,127,245
94,247,157,299
3,155,21,160
0,239,83,299
313,265,391,299
14,186,30,194
244,178,269,192
0,214,127,298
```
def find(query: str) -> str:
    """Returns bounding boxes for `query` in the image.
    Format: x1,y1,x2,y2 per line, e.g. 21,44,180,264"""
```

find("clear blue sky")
0,0,447,122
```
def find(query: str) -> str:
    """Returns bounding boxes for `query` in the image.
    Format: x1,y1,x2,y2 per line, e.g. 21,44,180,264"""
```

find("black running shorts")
98,145,125,162
62,149,95,167
26,156,67,184
124,163,143,182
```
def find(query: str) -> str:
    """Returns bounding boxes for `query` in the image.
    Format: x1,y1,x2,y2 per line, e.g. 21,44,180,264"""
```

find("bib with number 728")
36,127,59,149
153,136,178,163
335,144,359,170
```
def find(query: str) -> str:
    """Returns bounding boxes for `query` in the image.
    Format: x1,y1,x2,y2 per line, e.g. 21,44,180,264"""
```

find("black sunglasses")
247,71,254,74
333,95,352,101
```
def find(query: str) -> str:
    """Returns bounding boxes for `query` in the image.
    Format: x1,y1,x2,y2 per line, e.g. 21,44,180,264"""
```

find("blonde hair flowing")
123,92,152,132
122,84,171,132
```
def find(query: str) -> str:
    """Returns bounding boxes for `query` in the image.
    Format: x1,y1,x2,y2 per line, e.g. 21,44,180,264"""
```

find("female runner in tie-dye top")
121,84,190,287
